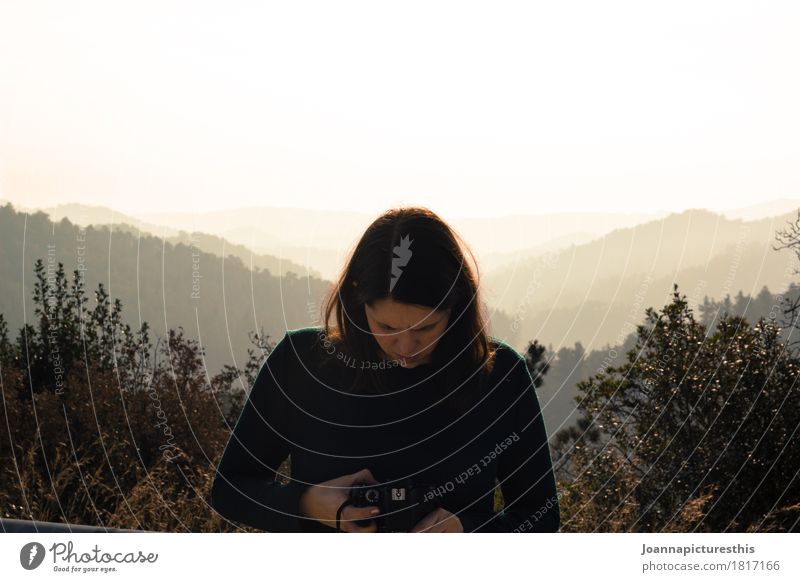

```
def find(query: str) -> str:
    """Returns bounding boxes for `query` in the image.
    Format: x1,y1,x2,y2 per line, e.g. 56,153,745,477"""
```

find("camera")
348,479,440,532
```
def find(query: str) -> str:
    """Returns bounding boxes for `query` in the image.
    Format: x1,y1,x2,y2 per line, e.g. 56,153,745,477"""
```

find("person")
209,206,560,532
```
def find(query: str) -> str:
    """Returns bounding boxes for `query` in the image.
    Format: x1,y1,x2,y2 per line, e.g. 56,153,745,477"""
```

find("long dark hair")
319,206,496,411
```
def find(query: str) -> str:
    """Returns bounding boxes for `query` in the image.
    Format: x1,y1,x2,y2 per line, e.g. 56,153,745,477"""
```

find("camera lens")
365,489,380,504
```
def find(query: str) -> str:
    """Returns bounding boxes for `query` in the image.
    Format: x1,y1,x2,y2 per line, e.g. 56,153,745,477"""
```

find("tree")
774,209,800,352
524,339,549,389
0,259,271,531
556,285,800,532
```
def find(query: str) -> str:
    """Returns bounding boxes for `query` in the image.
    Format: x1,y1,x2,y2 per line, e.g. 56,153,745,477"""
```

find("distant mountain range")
18,202,319,279
0,204,329,374
485,207,800,352
17,202,669,280
5,198,800,357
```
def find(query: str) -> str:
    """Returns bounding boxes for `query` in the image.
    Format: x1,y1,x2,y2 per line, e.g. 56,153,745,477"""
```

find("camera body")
349,479,440,532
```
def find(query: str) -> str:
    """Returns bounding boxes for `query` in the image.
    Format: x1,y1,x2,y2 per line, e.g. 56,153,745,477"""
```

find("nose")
394,332,419,356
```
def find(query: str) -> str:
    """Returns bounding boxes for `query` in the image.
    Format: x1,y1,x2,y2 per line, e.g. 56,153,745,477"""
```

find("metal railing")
1,518,146,533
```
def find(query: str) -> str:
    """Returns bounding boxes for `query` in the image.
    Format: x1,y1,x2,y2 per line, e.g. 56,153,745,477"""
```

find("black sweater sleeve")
458,351,561,533
209,331,309,532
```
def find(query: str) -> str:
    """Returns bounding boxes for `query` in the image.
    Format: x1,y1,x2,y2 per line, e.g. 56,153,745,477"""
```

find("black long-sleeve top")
209,327,560,532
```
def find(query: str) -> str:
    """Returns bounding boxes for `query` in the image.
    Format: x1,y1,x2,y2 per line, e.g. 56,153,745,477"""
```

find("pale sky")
1,0,799,218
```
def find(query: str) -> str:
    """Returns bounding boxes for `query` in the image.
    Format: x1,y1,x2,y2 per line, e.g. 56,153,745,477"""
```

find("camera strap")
335,498,356,532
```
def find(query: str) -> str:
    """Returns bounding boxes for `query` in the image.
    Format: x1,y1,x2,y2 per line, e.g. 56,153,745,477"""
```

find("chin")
399,355,429,367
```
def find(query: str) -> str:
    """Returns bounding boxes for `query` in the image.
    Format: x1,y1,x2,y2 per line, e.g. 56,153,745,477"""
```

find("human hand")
410,508,464,533
298,468,381,532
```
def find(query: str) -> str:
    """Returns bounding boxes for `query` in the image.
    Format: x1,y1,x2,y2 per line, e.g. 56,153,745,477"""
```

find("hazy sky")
1,0,799,218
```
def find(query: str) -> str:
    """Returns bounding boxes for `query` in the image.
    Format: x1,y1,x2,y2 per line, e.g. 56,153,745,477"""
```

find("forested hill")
0,203,328,373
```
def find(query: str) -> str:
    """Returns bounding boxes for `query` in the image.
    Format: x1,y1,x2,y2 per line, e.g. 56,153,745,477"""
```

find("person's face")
364,298,450,368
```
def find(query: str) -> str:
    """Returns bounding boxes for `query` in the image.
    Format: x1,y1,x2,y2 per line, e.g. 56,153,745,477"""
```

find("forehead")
365,298,446,328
